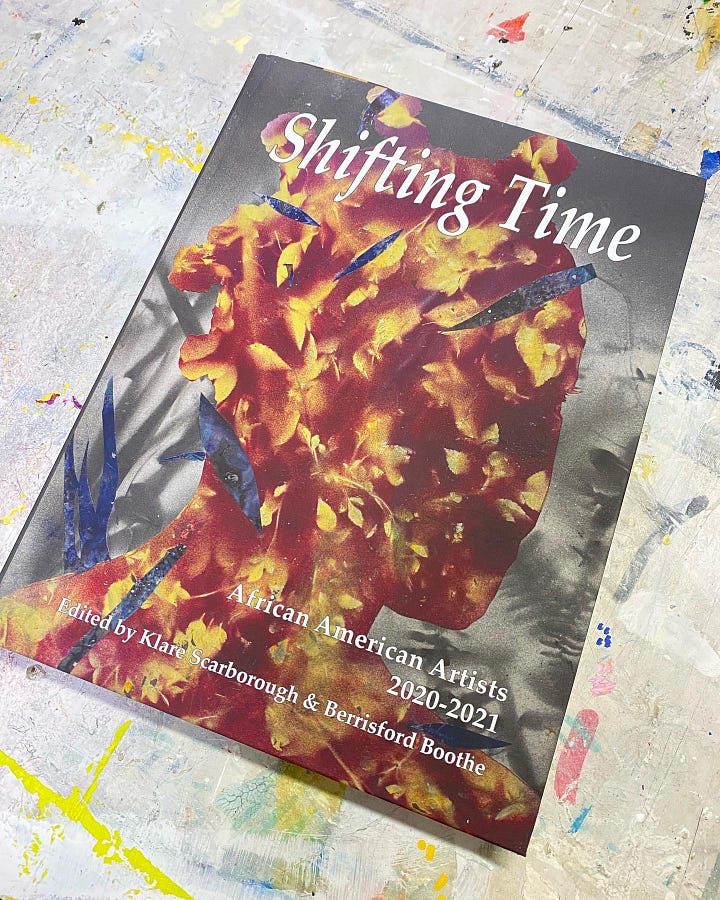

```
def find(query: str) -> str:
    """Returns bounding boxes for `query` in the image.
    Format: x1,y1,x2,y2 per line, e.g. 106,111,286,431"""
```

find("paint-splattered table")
1,1,719,896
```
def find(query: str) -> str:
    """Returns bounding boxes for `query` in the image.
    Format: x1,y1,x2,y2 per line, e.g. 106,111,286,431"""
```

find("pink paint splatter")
35,392,60,406
554,708,599,805
590,659,616,696
488,12,529,43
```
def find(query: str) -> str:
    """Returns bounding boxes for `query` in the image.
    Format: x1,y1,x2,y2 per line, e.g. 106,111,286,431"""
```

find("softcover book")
0,55,704,854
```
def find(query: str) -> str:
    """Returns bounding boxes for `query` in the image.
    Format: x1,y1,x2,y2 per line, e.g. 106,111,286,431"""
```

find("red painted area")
488,12,530,42
554,708,599,805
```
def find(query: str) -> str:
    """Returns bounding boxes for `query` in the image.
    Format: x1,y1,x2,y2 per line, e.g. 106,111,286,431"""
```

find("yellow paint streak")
227,34,252,53
697,6,720,69
119,131,205,172
0,133,32,155
83,720,132,803
60,161,97,185
434,872,449,891
0,745,191,898
1,504,26,525
196,0,243,29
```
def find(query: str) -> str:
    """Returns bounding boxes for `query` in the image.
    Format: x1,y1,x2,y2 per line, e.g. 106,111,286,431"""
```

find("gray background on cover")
0,56,704,792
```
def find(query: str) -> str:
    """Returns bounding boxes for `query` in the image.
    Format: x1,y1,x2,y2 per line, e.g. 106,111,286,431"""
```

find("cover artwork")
0,56,704,854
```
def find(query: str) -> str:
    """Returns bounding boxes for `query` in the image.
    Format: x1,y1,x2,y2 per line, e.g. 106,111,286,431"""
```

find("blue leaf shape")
445,264,597,331
63,439,79,573
333,229,403,281
410,722,510,752
160,450,207,462
77,443,109,570
199,395,262,532
95,379,119,526
254,193,320,227
57,542,188,672
357,87,401,135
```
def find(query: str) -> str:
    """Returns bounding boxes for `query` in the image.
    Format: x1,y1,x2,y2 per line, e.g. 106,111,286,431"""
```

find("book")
0,55,704,855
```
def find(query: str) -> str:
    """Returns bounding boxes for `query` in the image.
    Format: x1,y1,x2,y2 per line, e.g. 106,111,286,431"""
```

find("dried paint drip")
554,709,599,805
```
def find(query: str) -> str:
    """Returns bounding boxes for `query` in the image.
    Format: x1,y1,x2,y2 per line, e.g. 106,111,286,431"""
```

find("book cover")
0,55,705,855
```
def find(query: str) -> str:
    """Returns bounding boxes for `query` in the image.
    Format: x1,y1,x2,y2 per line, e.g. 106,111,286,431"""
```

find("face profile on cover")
0,86,593,855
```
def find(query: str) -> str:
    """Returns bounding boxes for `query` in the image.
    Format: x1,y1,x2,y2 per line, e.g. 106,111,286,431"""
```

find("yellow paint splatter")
696,4,720,69
1,504,26,525
28,95,38,104
0,133,32,155
632,453,658,480
663,534,671,545
227,34,252,53
417,838,435,861
118,131,205,172
83,720,131,803
196,0,243,29
416,839,449,897
0,723,191,898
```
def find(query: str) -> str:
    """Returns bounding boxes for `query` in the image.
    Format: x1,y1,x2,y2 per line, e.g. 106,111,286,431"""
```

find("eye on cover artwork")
0,56,704,855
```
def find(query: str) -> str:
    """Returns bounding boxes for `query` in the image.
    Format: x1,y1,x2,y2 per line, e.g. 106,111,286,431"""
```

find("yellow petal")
247,342,290,371
444,448,471,475
519,470,549,511
317,498,337,532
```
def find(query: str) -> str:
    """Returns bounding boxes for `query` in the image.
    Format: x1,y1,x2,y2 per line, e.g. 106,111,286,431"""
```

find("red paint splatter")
554,708,599,805
35,392,60,406
488,12,530,43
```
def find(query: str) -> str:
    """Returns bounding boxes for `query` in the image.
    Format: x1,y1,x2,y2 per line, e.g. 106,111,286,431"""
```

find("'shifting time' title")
268,113,641,260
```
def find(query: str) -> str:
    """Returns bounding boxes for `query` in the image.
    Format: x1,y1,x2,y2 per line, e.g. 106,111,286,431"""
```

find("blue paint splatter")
128,43,145,61
596,622,612,648
569,806,592,833
700,149,720,179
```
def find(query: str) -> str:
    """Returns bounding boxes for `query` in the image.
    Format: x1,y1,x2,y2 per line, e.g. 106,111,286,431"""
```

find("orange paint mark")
35,392,60,406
